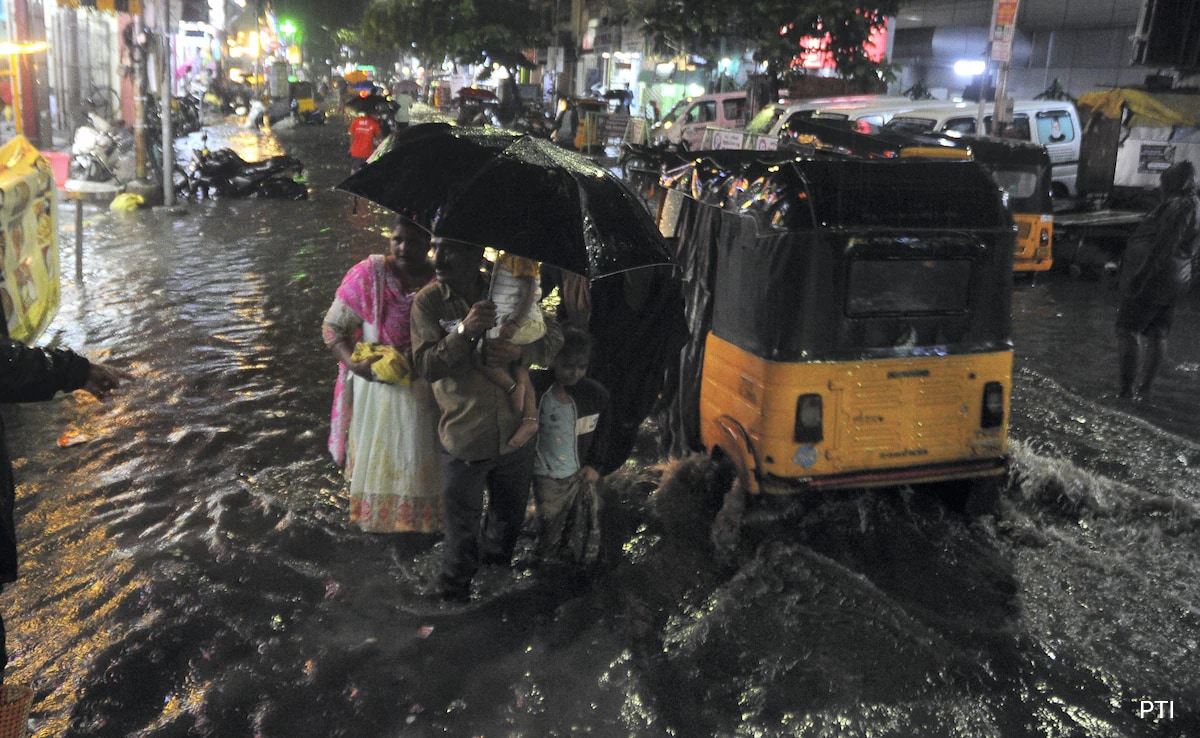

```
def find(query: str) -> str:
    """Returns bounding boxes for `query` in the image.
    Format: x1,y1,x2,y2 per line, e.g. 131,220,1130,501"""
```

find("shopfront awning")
56,0,142,13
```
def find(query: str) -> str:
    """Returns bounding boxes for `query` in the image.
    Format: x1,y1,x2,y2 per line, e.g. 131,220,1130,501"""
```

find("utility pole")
989,0,1021,133
160,0,175,206
133,14,147,180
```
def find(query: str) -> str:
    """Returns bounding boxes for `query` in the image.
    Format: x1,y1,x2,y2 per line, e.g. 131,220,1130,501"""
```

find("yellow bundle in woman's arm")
350,343,412,385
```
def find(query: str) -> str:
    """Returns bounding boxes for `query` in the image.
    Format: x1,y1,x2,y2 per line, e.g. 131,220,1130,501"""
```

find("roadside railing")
581,112,651,155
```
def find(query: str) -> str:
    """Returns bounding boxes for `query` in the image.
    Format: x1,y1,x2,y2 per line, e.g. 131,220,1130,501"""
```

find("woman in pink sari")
323,216,444,533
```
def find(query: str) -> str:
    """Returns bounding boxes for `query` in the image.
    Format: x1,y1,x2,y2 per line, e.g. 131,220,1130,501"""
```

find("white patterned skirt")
345,375,445,533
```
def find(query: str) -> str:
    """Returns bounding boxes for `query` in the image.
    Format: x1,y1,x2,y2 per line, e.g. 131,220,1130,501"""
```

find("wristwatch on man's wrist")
456,321,474,340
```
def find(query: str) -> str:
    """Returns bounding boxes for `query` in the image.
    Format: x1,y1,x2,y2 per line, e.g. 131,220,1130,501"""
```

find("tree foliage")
642,0,900,84
362,0,544,74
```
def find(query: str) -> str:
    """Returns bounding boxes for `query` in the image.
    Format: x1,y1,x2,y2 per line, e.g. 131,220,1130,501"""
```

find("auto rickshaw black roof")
660,146,1010,234
928,131,1054,214
658,148,1014,365
769,117,1054,216
780,116,1052,167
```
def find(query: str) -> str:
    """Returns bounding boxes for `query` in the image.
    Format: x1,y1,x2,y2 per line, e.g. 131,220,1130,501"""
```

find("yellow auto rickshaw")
285,81,314,117
573,98,611,152
778,118,1054,272
653,148,1016,529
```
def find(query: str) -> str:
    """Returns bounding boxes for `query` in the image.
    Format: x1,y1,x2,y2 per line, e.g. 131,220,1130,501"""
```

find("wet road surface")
0,113,1197,737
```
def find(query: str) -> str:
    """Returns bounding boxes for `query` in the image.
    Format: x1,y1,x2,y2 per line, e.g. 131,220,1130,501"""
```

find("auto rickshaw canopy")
658,150,1014,364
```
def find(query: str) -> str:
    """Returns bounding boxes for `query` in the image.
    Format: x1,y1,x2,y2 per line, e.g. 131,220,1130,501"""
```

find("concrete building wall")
891,0,1154,100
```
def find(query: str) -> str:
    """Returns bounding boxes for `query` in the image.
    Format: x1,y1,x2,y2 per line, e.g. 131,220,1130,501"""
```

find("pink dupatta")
327,255,426,464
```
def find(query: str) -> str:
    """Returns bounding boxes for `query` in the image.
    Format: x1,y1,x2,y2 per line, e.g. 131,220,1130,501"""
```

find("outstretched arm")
0,339,129,403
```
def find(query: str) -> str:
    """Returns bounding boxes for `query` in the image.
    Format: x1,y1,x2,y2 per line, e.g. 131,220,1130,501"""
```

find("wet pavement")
0,112,1197,737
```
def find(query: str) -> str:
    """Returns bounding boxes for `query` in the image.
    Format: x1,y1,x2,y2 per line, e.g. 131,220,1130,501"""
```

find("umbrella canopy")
457,87,498,102
337,122,674,279
344,93,392,116
339,123,523,228
394,79,422,94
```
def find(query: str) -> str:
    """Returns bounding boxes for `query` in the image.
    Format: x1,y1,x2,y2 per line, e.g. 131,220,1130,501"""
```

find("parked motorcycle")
174,94,203,136
176,134,308,200
144,93,204,140
617,138,690,203
69,112,131,183
510,103,554,138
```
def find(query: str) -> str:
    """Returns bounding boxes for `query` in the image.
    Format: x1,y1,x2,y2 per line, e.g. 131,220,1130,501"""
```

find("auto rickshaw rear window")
846,258,973,316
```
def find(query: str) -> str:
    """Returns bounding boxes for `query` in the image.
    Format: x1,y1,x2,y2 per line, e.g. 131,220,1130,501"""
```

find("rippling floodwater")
1,116,1197,737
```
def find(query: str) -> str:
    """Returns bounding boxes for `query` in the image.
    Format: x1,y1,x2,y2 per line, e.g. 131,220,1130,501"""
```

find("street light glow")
0,41,48,54
954,60,986,76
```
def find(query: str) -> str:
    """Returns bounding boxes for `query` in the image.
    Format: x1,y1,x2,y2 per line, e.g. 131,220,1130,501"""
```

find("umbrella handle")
487,255,499,302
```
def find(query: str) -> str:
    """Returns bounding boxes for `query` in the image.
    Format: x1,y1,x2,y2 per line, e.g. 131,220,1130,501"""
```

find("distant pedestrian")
616,85,632,116
348,111,382,174
531,328,610,565
552,99,578,150
393,93,412,131
497,77,521,127
1115,160,1200,400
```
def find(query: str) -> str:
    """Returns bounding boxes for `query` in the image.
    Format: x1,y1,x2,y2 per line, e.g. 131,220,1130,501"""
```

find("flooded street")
1,116,1197,737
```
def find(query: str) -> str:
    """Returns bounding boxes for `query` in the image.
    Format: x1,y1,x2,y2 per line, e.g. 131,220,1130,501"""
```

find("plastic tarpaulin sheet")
1077,89,1200,193
1078,88,1200,128
0,136,59,344
587,267,685,472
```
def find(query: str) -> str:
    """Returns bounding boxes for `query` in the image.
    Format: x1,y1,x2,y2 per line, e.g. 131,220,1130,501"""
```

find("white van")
649,92,751,149
884,100,1082,197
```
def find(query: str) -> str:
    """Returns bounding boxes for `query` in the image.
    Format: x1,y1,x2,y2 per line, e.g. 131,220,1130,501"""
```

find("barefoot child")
530,328,611,564
478,251,545,447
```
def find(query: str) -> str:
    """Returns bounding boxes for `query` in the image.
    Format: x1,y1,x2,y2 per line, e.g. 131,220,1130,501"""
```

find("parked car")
746,95,941,138
694,95,949,150
649,92,751,149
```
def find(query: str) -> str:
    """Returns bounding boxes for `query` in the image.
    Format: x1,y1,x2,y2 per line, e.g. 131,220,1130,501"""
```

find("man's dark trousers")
437,443,535,597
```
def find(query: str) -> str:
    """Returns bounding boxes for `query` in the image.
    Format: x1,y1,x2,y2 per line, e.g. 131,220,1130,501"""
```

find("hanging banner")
0,136,58,344
55,0,143,13
991,0,1022,62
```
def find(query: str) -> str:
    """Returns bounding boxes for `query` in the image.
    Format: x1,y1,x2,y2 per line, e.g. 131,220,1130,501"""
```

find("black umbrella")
339,123,523,229
337,122,675,279
344,93,391,115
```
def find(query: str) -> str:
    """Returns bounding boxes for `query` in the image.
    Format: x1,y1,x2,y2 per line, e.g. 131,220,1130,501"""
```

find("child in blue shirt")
530,328,611,564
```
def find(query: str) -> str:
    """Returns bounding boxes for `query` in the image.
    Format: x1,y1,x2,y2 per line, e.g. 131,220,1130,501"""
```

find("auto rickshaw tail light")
794,394,823,443
981,382,1004,428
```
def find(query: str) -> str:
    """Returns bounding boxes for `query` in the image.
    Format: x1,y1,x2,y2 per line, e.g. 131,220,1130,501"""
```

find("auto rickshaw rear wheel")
923,474,1005,517
650,451,734,545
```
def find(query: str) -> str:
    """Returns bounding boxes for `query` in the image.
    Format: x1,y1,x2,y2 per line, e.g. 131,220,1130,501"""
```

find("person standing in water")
410,239,563,602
